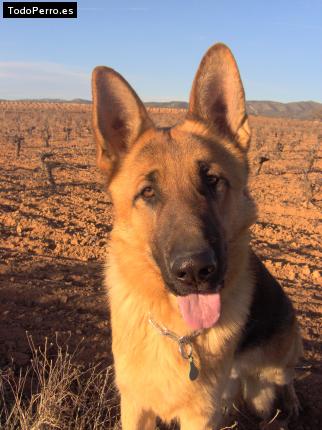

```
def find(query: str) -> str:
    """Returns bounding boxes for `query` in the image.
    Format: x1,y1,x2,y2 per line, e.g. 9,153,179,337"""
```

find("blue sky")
0,0,321,102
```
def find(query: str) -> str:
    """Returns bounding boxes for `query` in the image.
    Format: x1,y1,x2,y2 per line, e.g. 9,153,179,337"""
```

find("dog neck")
148,313,203,381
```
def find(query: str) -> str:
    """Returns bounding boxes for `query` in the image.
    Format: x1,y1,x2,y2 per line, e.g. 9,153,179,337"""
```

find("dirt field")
0,102,321,429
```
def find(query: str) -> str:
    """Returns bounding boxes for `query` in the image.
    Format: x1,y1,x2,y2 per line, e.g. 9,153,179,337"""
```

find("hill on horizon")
145,100,322,120
246,100,322,120
1,99,321,120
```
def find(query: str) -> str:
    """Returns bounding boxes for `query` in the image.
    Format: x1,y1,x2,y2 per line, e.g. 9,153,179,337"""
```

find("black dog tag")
189,356,199,381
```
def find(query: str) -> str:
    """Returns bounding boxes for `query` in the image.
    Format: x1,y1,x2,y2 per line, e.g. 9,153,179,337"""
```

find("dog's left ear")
189,43,251,152
92,66,153,181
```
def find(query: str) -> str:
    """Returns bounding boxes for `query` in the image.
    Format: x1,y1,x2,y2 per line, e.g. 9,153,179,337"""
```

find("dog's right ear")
92,67,153,181
188,43,250,152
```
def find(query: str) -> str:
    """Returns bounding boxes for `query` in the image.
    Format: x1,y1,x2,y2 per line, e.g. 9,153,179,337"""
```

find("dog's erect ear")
189,43,251,152
92,67,153,179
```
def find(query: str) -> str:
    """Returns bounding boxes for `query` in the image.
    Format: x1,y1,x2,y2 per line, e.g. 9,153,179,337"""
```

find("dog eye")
141,186,155,200
204,171,226,187
206,174,220,186
205,173,227,195
198,162,228,197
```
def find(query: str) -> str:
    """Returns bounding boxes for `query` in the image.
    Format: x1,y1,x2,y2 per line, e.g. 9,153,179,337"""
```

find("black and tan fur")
92,43,302,429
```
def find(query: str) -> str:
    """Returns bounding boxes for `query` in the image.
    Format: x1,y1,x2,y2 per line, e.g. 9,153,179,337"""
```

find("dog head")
92,43,257,329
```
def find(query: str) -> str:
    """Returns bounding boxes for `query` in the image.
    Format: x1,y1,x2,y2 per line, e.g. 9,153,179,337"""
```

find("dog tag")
189,356,199,381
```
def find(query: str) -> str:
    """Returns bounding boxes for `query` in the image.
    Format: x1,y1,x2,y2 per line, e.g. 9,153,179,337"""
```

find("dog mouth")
176,281,224,330
151,243,226,330
162,254,226,330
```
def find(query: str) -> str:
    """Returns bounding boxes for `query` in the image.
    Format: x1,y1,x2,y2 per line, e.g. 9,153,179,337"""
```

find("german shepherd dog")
92,44,302,429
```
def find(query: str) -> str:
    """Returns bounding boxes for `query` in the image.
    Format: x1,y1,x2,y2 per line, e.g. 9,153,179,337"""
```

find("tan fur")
92,43,302,429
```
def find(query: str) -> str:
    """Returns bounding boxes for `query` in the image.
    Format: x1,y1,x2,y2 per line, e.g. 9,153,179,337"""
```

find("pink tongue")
177,293,221,330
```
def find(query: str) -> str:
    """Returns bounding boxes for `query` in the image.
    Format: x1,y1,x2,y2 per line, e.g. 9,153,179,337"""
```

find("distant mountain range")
246,100,322,120
145,100,322,120
145,101,189,109
1,99,321,120
0,98,92,105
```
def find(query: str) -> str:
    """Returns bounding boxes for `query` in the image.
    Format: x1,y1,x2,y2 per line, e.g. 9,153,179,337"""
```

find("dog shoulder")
237,250,295,353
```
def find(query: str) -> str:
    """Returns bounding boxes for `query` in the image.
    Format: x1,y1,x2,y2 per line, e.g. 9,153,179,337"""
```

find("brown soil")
0,103,321,429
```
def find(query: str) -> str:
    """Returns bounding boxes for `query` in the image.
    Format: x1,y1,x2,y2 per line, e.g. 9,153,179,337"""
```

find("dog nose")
171,250,218,285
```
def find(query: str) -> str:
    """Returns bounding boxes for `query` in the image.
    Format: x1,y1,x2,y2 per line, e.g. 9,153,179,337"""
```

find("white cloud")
0,62,91,99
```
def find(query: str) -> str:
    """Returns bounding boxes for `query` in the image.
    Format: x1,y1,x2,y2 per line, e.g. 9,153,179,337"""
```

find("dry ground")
0,103,321,429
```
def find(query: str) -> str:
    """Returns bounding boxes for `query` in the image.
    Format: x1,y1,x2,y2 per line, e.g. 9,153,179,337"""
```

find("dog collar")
148,314,203,381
